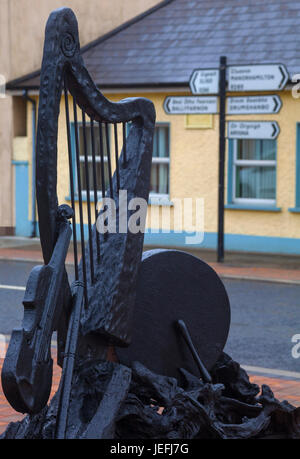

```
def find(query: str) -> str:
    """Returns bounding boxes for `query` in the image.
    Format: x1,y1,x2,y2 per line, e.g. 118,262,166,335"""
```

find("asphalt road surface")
0,260,300,373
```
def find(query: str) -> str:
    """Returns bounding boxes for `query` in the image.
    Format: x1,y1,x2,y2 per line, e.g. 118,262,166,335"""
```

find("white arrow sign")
189,69,220,95
164,96,218,114
228,121,280,139
228,64,289,92
227,95,282,114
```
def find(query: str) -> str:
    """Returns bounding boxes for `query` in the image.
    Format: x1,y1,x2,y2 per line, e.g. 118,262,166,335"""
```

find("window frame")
149,122,170,199
70,121,110,200
68,122,171,203
289,122,300,212
231,138,277,206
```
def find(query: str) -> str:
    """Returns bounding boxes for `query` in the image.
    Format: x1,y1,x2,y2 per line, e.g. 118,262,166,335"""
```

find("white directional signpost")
164,96,218,115
227,95,282,115
227,121,280,139
189,69,219,95
228,64,289,92
164,59,289,262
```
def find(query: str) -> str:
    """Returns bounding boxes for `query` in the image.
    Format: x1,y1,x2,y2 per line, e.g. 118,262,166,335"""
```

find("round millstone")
117,249,231,380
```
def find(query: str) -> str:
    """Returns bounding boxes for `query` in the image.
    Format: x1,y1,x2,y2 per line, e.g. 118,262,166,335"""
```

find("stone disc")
117,249,231,380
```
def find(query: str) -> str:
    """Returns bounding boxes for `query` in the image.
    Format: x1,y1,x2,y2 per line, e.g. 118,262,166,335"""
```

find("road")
223,278,300,372
0,260,300,373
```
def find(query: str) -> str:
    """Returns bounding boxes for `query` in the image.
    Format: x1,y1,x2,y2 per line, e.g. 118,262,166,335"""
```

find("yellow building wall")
54,92,219,234
3,0,161,82
23,88,300,242
1,0,160,232
225,90,299,240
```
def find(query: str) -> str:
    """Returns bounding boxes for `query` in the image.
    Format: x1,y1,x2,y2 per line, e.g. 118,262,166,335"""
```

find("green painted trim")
227,139,234,204
227,138,279,209
295,123,300,207
225,204,281,212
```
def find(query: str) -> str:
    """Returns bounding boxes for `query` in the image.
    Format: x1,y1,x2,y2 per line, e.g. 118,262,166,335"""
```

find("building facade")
6,0,300,254
0,0,160,235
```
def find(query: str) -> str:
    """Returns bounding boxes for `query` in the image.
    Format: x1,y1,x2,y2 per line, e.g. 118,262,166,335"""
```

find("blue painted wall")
13,159,300,254
13,161,31,237
143,230,300,255
72,223,300,255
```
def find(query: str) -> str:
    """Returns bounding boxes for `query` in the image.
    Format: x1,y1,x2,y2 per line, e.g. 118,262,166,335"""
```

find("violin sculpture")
1,205,73,413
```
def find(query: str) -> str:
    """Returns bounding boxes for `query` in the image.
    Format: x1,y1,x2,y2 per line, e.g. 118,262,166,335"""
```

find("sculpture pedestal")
2,352,300,439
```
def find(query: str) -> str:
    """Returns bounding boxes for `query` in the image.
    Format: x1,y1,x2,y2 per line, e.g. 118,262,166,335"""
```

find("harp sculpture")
2,7,156,437
1,7,235,439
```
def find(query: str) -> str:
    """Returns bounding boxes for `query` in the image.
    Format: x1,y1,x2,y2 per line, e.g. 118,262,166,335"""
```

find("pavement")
0,345,62,434
1,236,300,284
1,352,299,435
0,236,300,436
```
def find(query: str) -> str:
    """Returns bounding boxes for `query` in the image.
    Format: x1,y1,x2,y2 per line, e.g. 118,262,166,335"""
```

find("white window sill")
148,195,173,206
66,193,174,207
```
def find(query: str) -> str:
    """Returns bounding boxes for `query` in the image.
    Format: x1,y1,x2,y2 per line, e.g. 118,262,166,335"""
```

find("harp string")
64,78,78,281
72,95,88,307
105,122,114,198
81,110,95,285
122,122,127,166
90,117,101,263
114,123,120,192
64,91,130,308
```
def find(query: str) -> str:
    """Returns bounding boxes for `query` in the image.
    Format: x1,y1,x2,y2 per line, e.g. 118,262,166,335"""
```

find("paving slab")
1,238,300,284
0,349,300,435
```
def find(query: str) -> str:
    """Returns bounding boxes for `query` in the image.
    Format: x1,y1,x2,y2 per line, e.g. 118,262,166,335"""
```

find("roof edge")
6,0,175,90
7,82,190,95
6,69,41,90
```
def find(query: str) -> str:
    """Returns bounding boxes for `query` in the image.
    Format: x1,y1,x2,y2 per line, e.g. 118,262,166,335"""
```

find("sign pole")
217,56,227,263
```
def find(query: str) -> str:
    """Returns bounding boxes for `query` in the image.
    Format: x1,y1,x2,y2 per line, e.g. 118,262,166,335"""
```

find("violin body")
1,217,72,414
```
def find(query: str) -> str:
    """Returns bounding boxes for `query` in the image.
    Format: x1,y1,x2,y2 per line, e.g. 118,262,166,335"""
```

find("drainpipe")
23,90,37,238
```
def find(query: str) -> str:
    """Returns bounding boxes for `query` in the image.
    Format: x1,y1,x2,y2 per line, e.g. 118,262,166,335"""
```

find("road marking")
220,274,300,285
242,364,300,380
0,284,26,291
1,331,299,381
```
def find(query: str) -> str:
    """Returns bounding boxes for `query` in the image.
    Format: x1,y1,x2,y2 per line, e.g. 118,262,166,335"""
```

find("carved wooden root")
1,353,300,439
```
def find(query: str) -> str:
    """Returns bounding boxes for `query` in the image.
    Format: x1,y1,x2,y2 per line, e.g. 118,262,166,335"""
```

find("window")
150,125,170,196
77,124,109,196
290,123,300,212
74,123,170,199
232,139,276,205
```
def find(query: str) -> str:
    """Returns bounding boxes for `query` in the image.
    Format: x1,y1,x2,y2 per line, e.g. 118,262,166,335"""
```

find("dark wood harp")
1,7,155,434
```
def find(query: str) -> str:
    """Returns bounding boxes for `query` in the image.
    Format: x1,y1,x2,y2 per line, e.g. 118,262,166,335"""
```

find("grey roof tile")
8,0,300,89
